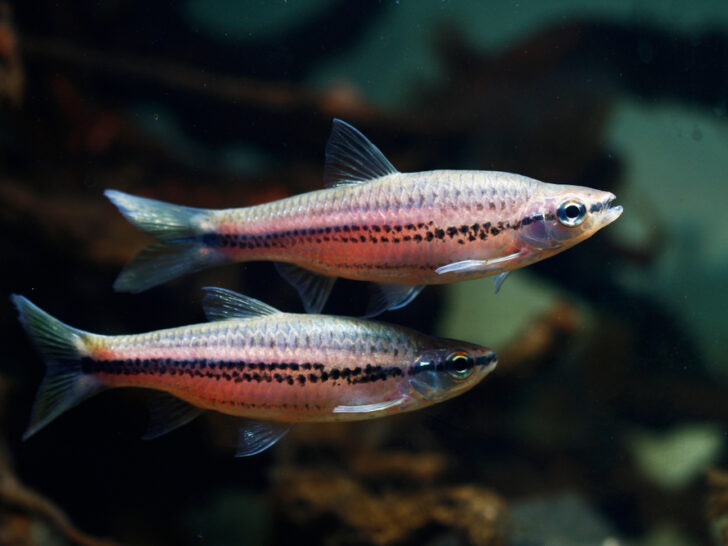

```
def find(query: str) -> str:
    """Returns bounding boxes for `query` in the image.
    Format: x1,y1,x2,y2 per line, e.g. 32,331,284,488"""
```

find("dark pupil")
565,204,581,219
451,355,472,373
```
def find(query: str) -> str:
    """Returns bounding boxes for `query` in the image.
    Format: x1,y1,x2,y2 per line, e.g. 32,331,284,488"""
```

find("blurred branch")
0,3,23,107
20,36,379,120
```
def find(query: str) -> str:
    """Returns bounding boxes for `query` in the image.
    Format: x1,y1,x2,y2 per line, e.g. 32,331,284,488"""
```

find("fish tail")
11,295,104,439
105,190,225,293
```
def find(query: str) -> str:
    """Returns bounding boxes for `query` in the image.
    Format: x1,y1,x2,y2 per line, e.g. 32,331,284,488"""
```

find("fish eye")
446,351,474,381
557,200,587,227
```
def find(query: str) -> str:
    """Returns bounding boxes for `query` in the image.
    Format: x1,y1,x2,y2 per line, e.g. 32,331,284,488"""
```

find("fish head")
516,184,623,252
407,342,497,403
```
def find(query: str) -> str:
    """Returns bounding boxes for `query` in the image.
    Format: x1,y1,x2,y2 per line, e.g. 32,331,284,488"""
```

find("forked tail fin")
11,295,104,439
105,190,226,293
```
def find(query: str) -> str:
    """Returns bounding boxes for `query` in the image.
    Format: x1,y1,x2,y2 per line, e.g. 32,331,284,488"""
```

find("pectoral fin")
333,396,408,414
434,250,527,276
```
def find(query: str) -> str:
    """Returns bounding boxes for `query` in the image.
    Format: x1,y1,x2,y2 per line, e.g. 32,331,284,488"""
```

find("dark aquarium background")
2,1,728,545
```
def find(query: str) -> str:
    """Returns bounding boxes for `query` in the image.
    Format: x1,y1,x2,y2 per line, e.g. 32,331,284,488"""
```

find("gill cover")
519,197,588,250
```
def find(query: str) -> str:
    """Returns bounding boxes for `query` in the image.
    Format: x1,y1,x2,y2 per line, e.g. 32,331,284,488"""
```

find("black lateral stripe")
85,358,407,386
201,212,541,251
199,219,444,249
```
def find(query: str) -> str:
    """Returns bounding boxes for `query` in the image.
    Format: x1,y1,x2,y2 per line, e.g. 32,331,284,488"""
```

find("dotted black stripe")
83,358,406,386
201,214,552,250
205,399,324,410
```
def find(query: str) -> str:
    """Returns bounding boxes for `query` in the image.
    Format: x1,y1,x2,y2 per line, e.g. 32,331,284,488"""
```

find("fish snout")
600,192,623,227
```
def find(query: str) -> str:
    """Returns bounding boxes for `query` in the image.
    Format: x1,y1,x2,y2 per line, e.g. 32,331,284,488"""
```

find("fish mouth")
476,352,498,375
600,193,623,226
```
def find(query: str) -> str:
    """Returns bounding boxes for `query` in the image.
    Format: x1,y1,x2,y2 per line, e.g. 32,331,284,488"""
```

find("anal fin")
365,283,424,318
275,263,336,314
236,420,291,457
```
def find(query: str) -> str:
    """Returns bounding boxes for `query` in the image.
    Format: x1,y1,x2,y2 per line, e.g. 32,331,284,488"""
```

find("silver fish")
107,120,622,315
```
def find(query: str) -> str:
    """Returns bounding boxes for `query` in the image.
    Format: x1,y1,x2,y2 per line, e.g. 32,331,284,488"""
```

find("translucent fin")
323,119,399,188
201,287,281,321
275,262,336,314
105,189,205,241
333,396,407,414
142,393,204,440
106,189,225,293
435,259,486,275
493,272,510,294
235,420,290,457
10,295,105,440
114,242,226,293
365,283,424,318
434,250,527,276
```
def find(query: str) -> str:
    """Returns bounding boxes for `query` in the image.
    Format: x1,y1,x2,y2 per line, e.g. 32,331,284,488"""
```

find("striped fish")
106,120,623,316
12,288,496,456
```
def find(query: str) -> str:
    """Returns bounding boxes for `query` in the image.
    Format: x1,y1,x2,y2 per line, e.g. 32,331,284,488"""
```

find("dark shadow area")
1,2,727,545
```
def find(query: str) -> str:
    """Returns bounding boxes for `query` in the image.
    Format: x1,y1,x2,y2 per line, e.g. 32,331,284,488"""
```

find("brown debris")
273,468,508,546
349,450,449,484
499,302,581,374
0,3,23,107
707,469,728,544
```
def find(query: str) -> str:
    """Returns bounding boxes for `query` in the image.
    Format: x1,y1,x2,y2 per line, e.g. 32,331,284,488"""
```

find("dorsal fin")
323,119,399,188
201,287,281,321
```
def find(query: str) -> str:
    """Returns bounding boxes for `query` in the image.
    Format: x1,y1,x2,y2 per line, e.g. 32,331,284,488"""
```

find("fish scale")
86,314,427,408
13,290,497,456
206,170,535,276
106,119,621,314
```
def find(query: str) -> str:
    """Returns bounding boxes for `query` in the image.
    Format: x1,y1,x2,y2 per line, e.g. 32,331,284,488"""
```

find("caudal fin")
105,190,225,293
11,295,104,439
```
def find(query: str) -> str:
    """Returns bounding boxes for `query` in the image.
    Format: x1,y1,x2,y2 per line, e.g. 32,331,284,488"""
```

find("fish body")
107,120,623,314
12,289,496,455
81,311,490,423
201,169,619,284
